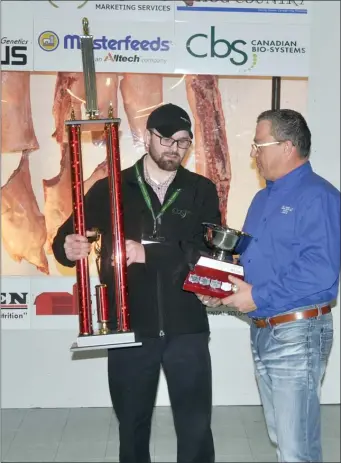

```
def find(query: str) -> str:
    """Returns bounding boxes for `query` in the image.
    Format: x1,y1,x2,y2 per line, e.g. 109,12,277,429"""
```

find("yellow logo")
38,31,59,52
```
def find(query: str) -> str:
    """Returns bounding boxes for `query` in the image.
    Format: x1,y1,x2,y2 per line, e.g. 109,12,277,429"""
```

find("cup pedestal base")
70,330,141,352
183,256,244,299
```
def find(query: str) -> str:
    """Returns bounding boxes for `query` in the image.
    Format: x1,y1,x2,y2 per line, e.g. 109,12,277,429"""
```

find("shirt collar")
266,161,312,191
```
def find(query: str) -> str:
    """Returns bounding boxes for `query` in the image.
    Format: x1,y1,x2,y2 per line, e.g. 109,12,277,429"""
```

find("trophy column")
68,117,93,337
104,119,130,333
66,18,141,352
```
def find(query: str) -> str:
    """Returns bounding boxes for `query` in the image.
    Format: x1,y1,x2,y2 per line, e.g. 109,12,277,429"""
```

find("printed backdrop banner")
174,0,311,24
31,0,175,22
1,70,308,331
30,0,311,24
30,276,102,330
0,1,34,71
1,0,311,76
1,0,310,331
34,19,175,73
174,22,310,77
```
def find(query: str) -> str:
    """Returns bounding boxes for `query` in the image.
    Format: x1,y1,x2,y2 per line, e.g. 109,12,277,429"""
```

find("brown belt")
252,305,331,328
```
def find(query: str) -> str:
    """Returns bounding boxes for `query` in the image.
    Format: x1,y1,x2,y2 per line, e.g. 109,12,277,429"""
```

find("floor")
1,405,340,462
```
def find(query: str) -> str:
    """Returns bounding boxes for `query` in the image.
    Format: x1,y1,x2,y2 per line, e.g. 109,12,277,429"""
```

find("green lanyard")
135,163,182,237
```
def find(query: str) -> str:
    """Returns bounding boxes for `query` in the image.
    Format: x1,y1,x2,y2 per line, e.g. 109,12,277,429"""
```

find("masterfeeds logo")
63,34,171,52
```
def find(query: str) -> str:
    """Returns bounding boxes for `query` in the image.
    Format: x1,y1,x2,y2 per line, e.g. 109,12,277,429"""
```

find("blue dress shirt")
240,162,341,318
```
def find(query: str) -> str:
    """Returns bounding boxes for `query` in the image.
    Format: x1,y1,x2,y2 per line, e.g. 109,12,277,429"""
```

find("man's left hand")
111,240,146,267
221,275,257,313
196,294,222,308
126,240,146,266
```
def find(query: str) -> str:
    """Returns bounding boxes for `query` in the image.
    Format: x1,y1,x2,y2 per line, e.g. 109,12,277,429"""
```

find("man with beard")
52,103,220,463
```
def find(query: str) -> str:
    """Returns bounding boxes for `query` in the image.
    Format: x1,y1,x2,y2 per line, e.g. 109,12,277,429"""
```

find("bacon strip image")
1,72,39,153
52,72,85,143
185,75,231,224
1,151,49,274
120,74,163,149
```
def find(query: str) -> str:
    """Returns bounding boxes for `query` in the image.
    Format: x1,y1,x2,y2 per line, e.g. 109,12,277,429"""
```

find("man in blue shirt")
201,109,340,462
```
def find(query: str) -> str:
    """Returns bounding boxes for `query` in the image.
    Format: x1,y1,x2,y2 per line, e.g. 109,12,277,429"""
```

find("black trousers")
107,332,214,463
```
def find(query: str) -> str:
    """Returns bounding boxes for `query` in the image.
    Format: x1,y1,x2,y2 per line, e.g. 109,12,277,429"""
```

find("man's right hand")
64,231,97,261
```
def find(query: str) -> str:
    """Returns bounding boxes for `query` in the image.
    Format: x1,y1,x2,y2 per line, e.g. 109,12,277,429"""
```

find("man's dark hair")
257,109,311,159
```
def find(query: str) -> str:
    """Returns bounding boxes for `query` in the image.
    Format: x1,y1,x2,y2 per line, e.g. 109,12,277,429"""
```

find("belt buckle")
254,317,270,328
265,317,272,327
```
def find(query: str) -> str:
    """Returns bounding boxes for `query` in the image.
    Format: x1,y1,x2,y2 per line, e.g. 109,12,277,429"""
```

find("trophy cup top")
202,222,252,256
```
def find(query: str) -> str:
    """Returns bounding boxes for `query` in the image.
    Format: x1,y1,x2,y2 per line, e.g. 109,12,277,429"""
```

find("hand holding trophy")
183,222,252,299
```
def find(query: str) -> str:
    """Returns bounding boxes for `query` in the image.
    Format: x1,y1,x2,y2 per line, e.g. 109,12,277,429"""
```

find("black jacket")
52,155,221,338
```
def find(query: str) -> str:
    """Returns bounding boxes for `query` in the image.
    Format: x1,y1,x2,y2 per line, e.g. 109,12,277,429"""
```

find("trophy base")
183,256,244,299
70,331,141,352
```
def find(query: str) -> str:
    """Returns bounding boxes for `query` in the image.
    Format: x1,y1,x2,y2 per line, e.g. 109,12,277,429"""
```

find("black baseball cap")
146,103,193,139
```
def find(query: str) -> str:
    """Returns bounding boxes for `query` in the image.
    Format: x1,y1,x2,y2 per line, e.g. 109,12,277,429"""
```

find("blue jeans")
250,307,333,462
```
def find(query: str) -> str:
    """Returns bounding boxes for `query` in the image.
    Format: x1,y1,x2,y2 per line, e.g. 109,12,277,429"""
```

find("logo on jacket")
172,208,191,218
281,205,294,214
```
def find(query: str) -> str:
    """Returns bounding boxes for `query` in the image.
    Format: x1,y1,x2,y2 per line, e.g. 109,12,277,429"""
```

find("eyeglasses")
151,131,192,149
251,141,281,152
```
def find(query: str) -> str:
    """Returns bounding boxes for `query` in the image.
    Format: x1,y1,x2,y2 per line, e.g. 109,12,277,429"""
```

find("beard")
149,148,182,172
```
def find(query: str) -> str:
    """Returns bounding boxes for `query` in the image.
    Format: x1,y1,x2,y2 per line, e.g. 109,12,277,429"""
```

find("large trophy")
66,19,140,352
183,223,252,298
